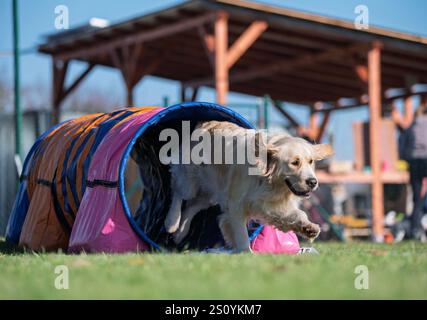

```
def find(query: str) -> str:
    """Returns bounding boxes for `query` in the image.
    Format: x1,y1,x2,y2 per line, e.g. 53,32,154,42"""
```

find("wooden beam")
61,63,95,101
126,85,134,107
109,44,156,107
313,87,427,113
294,103,330,142
291,68,363,90
226,20,268,69
186,43,369,87
215,11,229,105
368,41,384,241
232,43,369,84
128,43,144,85
123,45,136,107
121,45,131,81
158,25,303,60
383,65,427,84
109,48,122,70
214,0,427,55
382,53,427,73
227,23,332,51
52,60,95,123
110,47,134,106
316,110,331,141
191,71,354,102
268,74,359,98
54,12,217,61
307,108,318,140
198,25,215,69
133,53,167,85
110,45,143,86
304,61,402,88
53,59,68,107
52,59,69,124
350,53,369,82
231,83,318,104
349,53,370,94
232,80,335,102
316,170,409,184
355,64,369,83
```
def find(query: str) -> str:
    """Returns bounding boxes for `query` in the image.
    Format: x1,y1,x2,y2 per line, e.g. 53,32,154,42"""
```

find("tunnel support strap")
86,179,119,188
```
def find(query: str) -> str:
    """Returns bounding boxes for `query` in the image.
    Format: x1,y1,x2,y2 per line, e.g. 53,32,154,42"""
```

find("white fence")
0,111,52,235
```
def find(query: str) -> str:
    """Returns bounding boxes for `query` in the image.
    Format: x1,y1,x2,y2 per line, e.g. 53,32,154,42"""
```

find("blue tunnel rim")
118,101,264,251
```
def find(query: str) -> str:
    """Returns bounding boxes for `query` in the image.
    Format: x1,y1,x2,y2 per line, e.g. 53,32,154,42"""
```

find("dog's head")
262,134,334,197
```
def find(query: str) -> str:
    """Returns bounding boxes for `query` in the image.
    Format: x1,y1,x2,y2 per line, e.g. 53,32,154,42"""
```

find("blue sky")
1,0,427,159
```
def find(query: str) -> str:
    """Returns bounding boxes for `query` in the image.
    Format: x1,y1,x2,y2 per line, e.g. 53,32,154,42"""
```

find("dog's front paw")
299,222,321,241
164,215,180,233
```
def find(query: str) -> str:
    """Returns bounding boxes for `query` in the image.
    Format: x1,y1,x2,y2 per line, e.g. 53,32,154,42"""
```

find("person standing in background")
391,94,427,242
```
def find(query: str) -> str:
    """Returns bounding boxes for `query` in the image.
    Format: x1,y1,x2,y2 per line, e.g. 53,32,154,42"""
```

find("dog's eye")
291,159,300,166
309,159,314,165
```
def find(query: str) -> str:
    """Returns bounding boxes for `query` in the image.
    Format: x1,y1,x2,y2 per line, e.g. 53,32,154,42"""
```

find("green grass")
1,240,426,299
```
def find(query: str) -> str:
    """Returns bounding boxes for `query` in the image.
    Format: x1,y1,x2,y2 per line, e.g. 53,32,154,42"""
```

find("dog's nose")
306,178,318,189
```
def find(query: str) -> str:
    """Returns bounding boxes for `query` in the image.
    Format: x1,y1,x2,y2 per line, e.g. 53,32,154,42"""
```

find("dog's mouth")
285,179,311,198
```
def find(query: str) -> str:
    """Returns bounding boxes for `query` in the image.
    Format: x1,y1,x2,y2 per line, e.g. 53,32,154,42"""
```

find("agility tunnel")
6,102,300,254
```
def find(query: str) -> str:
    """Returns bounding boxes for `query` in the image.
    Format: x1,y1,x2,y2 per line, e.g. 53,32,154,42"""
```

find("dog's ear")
253,132,279,177
265,145,279,177
312,144,334,161
267,133,291,147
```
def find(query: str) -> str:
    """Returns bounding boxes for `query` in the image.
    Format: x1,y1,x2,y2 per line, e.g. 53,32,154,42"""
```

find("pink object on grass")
251,225,300,254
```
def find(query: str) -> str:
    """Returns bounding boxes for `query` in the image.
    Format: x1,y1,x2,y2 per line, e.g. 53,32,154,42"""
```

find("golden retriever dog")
164,121,334,252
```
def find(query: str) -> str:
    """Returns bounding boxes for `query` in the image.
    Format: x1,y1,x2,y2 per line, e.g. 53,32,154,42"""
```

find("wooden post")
126,84,134,107
316,110,331,142
215,11,229,105
51,59,95,123
308,108,319,141
52,59,68,124
198,25,215,70
110,46,143,107
368,42,384,241
61,64,95,99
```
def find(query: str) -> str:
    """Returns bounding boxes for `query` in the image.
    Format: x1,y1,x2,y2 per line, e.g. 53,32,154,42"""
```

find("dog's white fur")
165,121,334,252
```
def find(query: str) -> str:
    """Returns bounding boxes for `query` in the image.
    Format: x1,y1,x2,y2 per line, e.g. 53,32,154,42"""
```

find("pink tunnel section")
69,109,161,253
251,226,300,254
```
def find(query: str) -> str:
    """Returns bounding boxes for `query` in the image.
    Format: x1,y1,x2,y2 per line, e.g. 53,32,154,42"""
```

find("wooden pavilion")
38,0,427,240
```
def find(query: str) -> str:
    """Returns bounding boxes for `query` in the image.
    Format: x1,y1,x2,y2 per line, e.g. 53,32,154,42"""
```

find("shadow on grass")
0,239,25,254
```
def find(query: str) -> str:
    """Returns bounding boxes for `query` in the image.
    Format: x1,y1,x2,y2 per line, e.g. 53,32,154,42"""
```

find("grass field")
0,240,426,299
